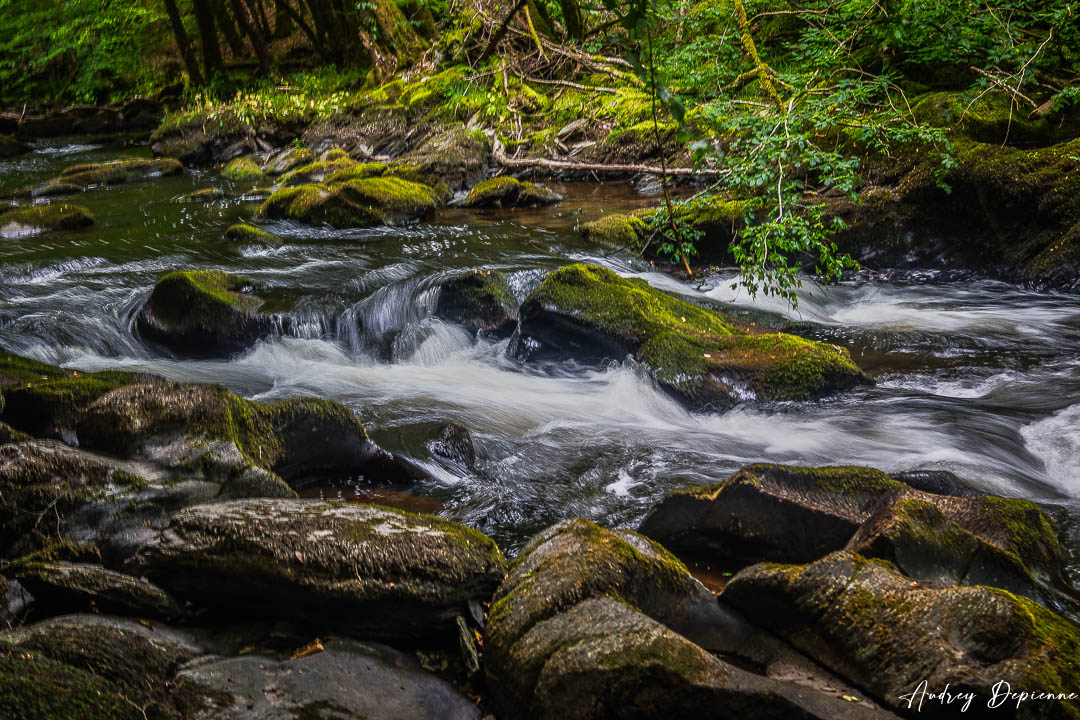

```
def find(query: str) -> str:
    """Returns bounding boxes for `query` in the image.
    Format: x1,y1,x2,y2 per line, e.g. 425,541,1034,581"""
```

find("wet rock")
262,145,315,176
31,181,83,198
888,468,981,496
178,638,483,720
0,348,147,441
150,108,265,165
0,613,204,720
257,176,441,228
76,380,425,488
135,269,273,357
125,498,507,641
220,156,263,182
0,204,93,237
371,420,478,469
54,157,182,188
172,187,224,203
396,126,491,192
723,550,1080,717
223,223,280,246
0,134,27,158
486,518,884,720
515,264,868,411
15,562,186,620
639,464,905,566
639,463,1067,605
435,269,518,337
464,176,562,208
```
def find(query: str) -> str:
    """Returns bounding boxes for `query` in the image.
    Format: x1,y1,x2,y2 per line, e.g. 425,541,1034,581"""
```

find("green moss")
224,223,280,245
279,158,357,186
0,204,93,234
173,187,225,203
526,263,865,404
734,463,904,496
259,176,440,227
57,157,182,187
221,156,264,182
151,269,262,318
580,214,647,248
465,176,561,208
981,496,1063,571
324,161,387,184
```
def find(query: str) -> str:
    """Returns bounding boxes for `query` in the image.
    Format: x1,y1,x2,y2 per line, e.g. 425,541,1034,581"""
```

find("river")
2,138,1079,566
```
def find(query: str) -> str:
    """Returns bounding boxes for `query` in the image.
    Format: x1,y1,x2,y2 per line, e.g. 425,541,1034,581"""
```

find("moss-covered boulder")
0,349,144,441
126,498,506,641
639,464,906,567
54,157,182,188
0,615,204,720
0,204,93,237
135,269,272,357
912,91,1080,147
220,156,263,182
258,176,441,228
223,222,280,246
172,187,224,203
580,213,647,248
279,156,359,186
397,126,491,191
723,551,1080,717
515,264,867,410
15,562,186,620
29,180,84,198
486,519,880,720
464,176,562,208
435,269,518,337
0,134,28,158
640,463,1067,605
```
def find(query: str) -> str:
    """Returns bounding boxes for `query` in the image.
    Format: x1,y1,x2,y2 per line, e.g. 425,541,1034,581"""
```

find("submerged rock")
135,269,272,356
435,269,518,337
223,223,280,246
172,187,224,203
178,638,483,720
54,157,182,188
486,518,883,720
126,498,507,641
723,550,1080,717
464,176,562,208
515,264,867,410
639,463,1067,605
0,204,93,237
220,156,263,182
15,561,186,620
257,176,441,228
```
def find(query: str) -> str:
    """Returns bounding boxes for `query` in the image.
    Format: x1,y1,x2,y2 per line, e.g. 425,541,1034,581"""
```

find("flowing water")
3,139,1079,562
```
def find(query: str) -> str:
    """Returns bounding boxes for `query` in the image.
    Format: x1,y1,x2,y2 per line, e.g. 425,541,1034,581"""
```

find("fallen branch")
524,76,619,93
494,144,728,176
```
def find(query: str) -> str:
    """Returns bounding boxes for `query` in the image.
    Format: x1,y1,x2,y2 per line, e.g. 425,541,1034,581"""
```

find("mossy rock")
0,348,144,440
434,269,518,337
135,269,272,357
125,498,507,641
580,213,647,249
223,222,280,246
279,157,358,186
486,519,878,720
723,550,1080,717
637,196,747,263
55,157,182,188
464,176,562,209
0,204,93,237
397,126,491,191
639,464,907,567
15,562,186,620
912,91,1080,147
257,176,441,228
0,134,28,158
263,145,315,176
515,264,868,410
31,181,83,198
220,156,264,182
172,187,225,203
0,614,206,720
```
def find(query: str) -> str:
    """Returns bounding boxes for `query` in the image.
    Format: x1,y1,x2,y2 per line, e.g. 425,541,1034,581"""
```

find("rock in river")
125,498,507,641
435,269,519,337
464,176,562,208
515,263,868,411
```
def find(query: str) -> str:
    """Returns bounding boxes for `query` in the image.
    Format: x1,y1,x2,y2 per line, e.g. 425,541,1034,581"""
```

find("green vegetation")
0,205,94,234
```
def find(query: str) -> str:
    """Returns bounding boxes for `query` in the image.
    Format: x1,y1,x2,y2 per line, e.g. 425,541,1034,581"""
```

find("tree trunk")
213,1,247,56
192,0,223,78
230,0,272,74
162,0,204,85
557,0,584,40
273,0,294,38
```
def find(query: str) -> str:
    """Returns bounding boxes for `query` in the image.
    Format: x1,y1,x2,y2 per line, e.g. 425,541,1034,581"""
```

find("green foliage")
0,0,169,103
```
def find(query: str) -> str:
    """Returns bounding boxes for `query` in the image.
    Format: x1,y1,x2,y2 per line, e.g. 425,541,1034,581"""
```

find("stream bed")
3,138,1079,562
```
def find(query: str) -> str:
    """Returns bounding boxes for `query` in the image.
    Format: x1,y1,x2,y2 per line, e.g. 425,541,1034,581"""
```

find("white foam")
1021,404,1080,491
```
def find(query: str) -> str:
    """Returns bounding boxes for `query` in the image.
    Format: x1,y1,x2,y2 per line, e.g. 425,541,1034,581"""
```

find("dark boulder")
435,269,518,337
464,176,562,208
15,562,186,620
